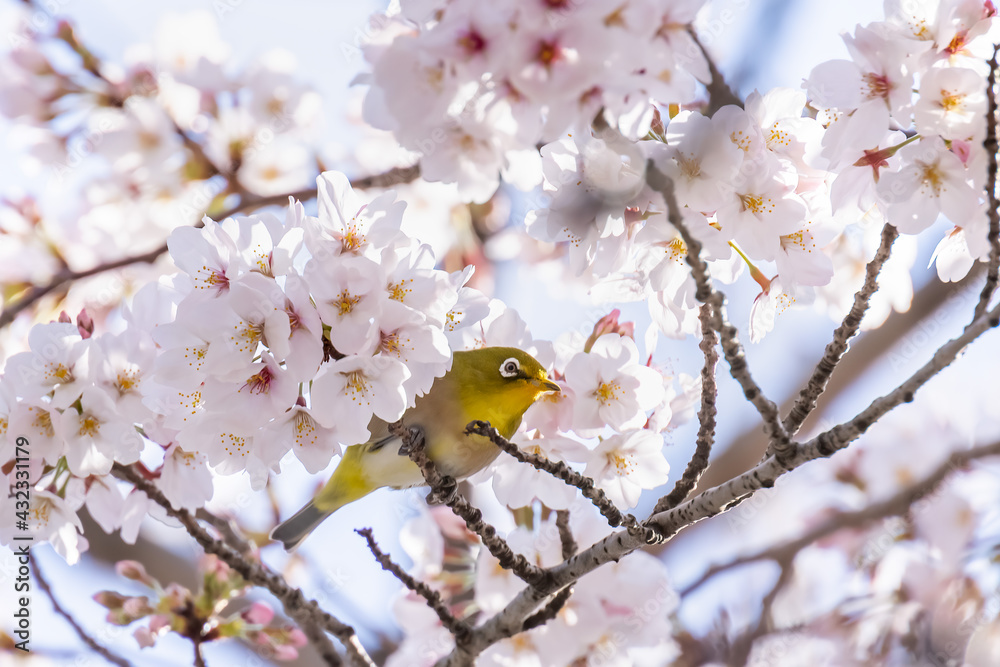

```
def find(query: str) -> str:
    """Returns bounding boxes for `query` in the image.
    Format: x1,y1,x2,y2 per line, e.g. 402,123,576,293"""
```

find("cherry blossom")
581,430,671,509
877,137,980,234
563,334,665,436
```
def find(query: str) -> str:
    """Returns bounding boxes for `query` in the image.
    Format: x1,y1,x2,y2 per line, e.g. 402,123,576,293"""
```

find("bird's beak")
532,377,561,393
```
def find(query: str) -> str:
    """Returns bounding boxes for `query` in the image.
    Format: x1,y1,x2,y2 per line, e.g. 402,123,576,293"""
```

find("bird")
271,346,560,550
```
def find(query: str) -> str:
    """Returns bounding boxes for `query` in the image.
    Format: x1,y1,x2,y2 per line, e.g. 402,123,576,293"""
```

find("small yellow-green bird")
271,347,559,550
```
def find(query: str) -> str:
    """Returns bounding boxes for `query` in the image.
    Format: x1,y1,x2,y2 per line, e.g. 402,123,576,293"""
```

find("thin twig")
464,421,660,544
356,527,471,642
783,224,899,437
686,26,744,114
195,509,255,556
691,268,982,495
973,45,1000,323
653,303,719,514
349,164,421,190
554,510,577,561
726,561,794,667
111,464,369,667
681,438,1000,598
0,164,420,329
32,556,133,667
391,422,549,587
521,586,573,632
193,641,207,667
645,163,793,464
0,187,311,328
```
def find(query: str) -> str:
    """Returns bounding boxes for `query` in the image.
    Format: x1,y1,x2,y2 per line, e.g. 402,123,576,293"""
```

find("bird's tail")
270,500,333,551
270,447,375,550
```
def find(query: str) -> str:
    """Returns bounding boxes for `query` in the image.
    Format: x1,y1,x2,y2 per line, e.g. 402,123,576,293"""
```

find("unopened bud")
584,309,635,352
116,560,156,587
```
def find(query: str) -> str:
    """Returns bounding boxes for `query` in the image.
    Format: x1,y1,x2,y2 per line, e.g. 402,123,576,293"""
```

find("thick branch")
653,303,719,513
974,46,1000,323
646,163,792,463
690,268,981,496
391,422,548,587
783,224,899,436
681,438,1000,597
32,556,133,667
356,527,471,643
111,464,370,667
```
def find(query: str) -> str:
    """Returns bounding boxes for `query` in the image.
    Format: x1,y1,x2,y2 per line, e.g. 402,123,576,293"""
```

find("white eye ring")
500,358,520,378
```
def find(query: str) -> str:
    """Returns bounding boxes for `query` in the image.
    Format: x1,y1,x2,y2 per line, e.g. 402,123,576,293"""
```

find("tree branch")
681,438,1000,598
520,586,573,632
194,508,256,556
686,25,744,115
974,45,1000,323
356,527,471,643
554,509,577,561
0,164,421,330
645,163,793,464
390,422,548,587
654,303,719,513
783,224,899,437
32,555,133,667
111,464,371,667
689,267,982,497
725,560,794,667
435,297,1000,665
464,420,656,542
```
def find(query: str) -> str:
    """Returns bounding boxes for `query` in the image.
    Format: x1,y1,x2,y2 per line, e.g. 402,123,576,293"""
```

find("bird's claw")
398,426,425,456
426,475,457,505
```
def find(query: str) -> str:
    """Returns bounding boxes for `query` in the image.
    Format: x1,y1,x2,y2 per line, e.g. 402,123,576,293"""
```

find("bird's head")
452,347,560,433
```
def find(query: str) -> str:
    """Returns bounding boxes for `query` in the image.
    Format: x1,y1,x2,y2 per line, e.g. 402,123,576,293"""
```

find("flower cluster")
360,0,998,342
358,0,709,202
0,170,485,561
94,556,307,660
0,9,321,340
807,0,998,281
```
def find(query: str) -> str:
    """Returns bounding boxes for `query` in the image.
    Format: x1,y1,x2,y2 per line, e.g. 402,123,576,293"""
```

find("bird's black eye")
500,358,520,378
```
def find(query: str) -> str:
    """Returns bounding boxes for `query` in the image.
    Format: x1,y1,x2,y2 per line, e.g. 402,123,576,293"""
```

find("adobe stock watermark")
10,436,34,653
7,0,71,47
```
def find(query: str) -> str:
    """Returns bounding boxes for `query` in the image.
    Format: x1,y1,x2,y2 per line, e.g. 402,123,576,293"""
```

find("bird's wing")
364,416,400,453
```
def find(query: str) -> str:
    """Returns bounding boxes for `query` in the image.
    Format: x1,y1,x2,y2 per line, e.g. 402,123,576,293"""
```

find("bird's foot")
426,475,457,505
397,426,426,457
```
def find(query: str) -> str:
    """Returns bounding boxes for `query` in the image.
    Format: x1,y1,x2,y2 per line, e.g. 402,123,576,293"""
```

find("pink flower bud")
241,601,274,626
122,596,154,619
76,309,94,338
584,309,635,353
148,614,171,633
272,645,300,661
133,627,157,649
116,560,155,587
93,590,128,610
286,628,308,647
